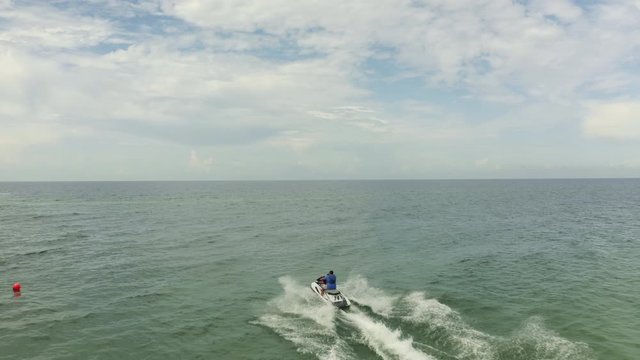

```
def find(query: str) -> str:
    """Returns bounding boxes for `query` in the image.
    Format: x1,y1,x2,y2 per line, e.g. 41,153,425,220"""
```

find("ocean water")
0,180,639,360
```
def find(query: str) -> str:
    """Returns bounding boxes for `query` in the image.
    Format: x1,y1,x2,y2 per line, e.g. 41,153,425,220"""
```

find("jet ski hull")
310,282,351,309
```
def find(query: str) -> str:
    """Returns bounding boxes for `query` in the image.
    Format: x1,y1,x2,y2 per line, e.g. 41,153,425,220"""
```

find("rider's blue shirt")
325,274,337,290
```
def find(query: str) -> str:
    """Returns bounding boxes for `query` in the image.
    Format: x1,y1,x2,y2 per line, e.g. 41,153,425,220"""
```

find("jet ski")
310,280,351,309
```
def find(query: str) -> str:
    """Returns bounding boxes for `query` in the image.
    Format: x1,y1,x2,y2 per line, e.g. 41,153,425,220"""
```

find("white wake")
255,276,594,360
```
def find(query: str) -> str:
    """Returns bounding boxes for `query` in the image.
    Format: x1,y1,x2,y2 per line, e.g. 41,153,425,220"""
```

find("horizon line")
1,177,639,183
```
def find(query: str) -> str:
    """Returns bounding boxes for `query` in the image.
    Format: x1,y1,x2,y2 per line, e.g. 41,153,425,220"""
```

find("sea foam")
255,276,595,360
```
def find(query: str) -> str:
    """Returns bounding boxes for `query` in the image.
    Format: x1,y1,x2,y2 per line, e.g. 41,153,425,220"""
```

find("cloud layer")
1,0,640,180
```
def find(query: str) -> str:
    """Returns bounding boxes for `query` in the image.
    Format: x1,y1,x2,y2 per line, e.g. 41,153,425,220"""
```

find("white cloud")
188,150,214,171
307,106,389,134
158,0,640,103
0,2,114,49
583,102,640,140
1,0,640,179
267,131,317,152
582,73,638,95
531,0,584,22
0,123,61,163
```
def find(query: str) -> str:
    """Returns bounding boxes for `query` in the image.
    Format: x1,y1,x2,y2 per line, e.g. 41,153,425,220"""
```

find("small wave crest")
344,310,435,360
252,276,353,359
401,291,495,359
342,275,398,317
497,316,593,359
273,276,337,330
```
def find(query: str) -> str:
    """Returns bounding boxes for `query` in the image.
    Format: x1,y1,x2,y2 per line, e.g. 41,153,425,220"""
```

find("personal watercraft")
310,280,351,309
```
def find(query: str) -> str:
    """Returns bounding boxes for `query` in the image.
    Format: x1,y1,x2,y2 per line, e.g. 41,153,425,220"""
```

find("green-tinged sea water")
1,180,639,360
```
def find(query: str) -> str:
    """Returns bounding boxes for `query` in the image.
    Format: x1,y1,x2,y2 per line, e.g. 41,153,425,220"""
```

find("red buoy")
12,283,21,292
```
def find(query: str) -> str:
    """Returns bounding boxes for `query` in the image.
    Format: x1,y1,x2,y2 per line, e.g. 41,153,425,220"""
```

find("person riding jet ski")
316,270,336,295
311,270,350,308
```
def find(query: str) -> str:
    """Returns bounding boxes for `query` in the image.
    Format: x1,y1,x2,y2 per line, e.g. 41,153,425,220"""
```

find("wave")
497,317,593,360
254,276,594,360
252,277,354,360
343,310,435,360
342,276,398,317
400,291,494,359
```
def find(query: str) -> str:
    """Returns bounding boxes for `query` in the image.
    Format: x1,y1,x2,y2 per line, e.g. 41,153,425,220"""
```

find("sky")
1,0,640,181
